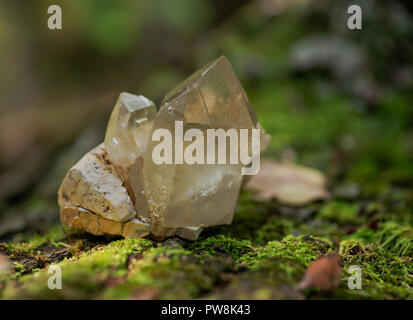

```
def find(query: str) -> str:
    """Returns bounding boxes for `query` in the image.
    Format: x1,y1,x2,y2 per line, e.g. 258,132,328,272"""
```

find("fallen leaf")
245,160,330,206
298,253,343,291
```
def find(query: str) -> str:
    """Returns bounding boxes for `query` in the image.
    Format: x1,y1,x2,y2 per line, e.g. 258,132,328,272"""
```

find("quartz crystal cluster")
58,56,269,240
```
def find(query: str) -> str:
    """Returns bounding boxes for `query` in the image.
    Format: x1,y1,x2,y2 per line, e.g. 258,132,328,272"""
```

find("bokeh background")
0,0,412,243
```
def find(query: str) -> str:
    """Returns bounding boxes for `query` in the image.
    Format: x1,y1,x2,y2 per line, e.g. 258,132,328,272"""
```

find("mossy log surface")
1,186,412,299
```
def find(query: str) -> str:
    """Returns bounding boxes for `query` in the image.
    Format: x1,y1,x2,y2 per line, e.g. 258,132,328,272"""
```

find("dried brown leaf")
245,160,330,206
298,253,343,291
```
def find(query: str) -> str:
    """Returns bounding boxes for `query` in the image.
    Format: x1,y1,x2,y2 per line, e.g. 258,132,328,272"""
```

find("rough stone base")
60,206,150,238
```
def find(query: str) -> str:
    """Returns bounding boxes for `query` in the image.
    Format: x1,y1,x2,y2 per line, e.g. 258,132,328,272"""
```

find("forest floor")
1,82,412,299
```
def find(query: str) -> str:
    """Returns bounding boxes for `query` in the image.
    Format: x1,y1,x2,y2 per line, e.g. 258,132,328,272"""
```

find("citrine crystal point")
143,56,255,229
161,55,226,106
161,55,257,130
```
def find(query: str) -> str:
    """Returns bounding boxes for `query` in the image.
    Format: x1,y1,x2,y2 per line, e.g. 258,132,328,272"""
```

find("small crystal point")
105,92,156,160
104,92,156,220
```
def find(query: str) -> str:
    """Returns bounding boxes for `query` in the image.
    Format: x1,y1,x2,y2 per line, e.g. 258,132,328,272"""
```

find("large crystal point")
144,56,257,233
104,92,156,221
162,56,257,130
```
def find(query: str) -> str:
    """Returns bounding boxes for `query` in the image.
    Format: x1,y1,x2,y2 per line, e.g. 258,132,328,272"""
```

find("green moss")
239,235,333,285
1,220,412,299
338,240,413,299
189,235,254,262
1,238,153,299
348,221,413,257
253,217,298,244
6,225,68,255
103,246,233,299
318,201,362,225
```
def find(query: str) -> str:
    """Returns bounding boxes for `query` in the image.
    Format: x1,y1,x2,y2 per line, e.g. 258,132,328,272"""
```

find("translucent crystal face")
105,92,156,166
104,92,156,219
167,163,243,227
144,56,257,228
162,56,257,130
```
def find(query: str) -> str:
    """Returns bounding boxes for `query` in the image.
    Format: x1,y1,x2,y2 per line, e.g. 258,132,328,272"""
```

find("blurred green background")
0,0,412,240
